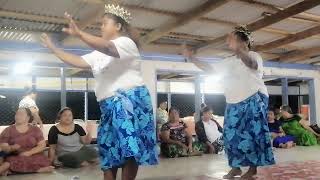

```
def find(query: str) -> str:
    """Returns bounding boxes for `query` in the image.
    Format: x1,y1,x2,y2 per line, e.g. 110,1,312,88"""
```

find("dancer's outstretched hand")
40,33,56,50
62,12,81,37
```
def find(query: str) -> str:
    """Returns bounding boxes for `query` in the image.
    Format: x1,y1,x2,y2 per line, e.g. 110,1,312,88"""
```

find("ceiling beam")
158,73,179,80
139,0,231,45
255,25,320,51
195,0,320,52
277,46,320,62
247,0,320,31
236,0,320,23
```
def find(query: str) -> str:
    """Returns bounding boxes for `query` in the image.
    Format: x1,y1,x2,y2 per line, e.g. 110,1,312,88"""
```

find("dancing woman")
184,26,275,179
41,4,158,180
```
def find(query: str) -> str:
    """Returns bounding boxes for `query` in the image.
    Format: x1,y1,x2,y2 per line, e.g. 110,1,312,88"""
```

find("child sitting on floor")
268,110,296,148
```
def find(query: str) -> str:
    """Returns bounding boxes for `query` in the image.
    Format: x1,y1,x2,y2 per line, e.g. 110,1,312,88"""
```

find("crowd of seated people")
0,103,319,176
268,110,296,148
267,105,320,148
0,107,98,176
278,105,319,146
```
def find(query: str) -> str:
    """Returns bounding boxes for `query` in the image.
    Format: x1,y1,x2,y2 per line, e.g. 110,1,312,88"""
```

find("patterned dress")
268,120,296,148
0,125,50,173
160,121,202,158
280,115,317,146
223,92,275,167
98,86,158,170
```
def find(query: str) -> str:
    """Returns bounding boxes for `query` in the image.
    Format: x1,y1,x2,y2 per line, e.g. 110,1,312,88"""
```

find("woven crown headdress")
234,25,253,44
104,4,132,24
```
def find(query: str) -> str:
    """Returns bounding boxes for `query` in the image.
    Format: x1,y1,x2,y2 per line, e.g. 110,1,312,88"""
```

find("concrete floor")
3,146,320,180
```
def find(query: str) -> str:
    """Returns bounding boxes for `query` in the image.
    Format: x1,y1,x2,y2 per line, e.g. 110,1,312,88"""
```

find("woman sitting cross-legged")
195,106,224,154
0,108,53,174
160,107,202,158
279,105,318,146
268,110,296,148
48,107,98,168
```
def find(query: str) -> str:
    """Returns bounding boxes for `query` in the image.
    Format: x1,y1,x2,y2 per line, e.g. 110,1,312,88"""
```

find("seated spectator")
0,108,53,174
48,107,98,168
268,110,295,148
0,143,11,176
156,101,168,139
161,107,202,158
279,105,319,146
195,106,224,154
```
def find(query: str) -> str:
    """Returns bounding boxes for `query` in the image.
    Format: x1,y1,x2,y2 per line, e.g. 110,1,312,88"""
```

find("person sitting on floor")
48,107,98,168
279,105,319,146
195,106,224,154
0,108,53,174
268,110,296,148
161,107,202,158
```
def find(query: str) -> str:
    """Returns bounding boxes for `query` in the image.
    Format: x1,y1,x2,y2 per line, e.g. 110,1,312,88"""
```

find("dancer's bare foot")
240,167,257,180
37,166,55,173
223,167,242,179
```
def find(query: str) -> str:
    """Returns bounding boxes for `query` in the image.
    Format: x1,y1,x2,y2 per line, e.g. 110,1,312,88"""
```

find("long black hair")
104,13,140,48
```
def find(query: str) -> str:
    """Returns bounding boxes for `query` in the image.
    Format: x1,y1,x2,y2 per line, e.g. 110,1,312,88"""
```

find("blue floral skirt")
223,92,275,167
97,86,159,171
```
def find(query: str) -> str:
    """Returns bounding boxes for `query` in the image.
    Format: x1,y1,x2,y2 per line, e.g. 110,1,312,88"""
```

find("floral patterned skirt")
223,92,275,167
98,86,158,171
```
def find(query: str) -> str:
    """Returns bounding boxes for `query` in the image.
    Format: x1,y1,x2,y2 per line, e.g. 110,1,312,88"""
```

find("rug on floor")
172,160,320,180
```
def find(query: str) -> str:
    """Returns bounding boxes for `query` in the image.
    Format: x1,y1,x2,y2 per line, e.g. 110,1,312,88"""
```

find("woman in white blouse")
41,4,158,180
185,26,275,179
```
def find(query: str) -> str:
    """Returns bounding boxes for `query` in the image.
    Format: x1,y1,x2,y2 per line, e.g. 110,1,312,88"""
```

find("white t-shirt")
19,96,38,110
210,51,268,104
203,120,222,143
82,37,144,101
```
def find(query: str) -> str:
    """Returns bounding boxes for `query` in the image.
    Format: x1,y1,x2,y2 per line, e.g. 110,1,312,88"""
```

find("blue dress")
97,86,159,170
223,92,275,167
268,120,296,148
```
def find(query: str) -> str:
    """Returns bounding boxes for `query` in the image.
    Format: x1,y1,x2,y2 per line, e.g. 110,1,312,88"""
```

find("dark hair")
18,108,34,123
234,26,252,50
169,107,179,114
24,86,36,96
234,31,252,49
201,106,212,114
104,13,140,48
280,105,292,114
200,103,206,109
57,107,73,121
